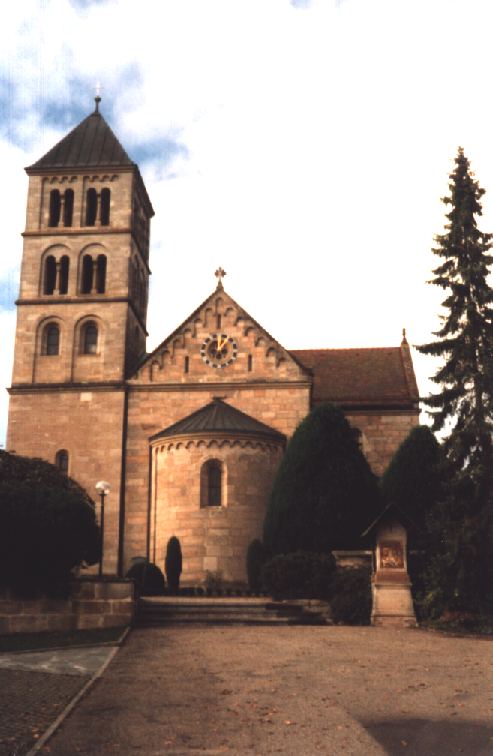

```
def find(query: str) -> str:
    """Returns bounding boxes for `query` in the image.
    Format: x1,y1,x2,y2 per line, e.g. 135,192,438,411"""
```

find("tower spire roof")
27,103,134,171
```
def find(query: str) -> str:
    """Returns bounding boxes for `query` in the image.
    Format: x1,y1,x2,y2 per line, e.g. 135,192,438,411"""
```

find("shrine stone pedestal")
365,507,417,628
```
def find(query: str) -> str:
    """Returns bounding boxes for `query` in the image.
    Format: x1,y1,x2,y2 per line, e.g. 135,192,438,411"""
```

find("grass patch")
0,626,126,653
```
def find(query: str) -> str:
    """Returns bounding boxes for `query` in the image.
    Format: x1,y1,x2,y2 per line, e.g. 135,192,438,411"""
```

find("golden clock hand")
217,336,226,351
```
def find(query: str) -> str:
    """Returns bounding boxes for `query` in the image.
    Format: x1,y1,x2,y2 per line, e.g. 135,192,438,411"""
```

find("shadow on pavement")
365,717,493,755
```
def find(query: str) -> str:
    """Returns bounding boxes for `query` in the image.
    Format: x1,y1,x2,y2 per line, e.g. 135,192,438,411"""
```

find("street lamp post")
95,481,110,578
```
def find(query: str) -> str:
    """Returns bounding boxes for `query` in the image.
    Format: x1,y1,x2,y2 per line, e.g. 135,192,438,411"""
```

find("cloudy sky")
1,0,493,444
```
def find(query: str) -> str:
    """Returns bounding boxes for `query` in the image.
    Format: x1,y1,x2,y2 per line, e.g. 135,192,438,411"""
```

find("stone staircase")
135,596,329,627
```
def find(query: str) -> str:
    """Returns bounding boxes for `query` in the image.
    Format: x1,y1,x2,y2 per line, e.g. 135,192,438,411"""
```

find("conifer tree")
263,403,381,555
380,425,444,534
418,147,493,504
417,149,493,616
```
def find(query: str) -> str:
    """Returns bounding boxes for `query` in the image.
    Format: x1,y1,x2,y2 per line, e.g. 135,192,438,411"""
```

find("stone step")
138,603,304,615
135,598,328,627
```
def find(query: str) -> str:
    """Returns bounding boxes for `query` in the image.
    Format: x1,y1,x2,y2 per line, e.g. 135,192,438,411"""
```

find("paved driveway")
44,626,493,755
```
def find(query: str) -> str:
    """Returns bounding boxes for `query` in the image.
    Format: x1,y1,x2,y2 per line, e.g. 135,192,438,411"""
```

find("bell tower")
7,98,154,575
10,96,153,387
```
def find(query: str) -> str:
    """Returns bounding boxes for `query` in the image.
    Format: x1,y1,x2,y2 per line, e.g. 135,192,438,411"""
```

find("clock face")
201,333,238,368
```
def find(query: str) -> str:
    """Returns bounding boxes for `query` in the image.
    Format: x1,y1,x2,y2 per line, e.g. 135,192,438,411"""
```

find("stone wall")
346,410,419,476
0,579,134,635
7,389,125,575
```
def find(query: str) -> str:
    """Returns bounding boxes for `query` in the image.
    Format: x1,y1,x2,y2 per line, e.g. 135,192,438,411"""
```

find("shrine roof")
290,345,419,408
150,398,286,443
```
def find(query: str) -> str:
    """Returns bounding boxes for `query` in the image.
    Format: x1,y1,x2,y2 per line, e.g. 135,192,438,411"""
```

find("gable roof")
28,107,134,171
150,398,286,443
290,344,419,408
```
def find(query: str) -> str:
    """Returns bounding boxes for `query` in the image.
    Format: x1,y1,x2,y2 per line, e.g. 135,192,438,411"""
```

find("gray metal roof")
150,398,286,443
28,107,134,170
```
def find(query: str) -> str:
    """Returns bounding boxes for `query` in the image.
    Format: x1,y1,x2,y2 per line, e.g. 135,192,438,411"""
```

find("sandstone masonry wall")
151,437,284,584
0,579,134,635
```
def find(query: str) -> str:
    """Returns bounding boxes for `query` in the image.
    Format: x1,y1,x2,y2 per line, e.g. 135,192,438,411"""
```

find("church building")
6,100,420,584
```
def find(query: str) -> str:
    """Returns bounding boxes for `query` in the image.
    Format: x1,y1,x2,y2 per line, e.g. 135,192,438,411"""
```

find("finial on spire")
94,82,102,114
215,267,226,290
401,327,408,345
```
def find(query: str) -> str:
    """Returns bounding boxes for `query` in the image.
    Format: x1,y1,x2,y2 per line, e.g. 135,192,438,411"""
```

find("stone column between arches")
150,436,284,585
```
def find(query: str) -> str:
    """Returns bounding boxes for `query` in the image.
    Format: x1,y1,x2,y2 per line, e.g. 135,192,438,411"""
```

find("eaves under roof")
150,398,286,444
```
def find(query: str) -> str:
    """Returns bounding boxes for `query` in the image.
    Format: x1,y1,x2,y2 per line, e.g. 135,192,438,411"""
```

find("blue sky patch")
0,275,18,312
131,137,188,171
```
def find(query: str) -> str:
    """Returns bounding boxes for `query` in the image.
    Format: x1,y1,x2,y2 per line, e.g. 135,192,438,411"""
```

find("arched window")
63,189,74,227
55,449,69,475
59,255,69,294
81,321,98,354
96,254,107,293
49,190,61,227
100,188,110,226
43,323,60,356
201,459,223,507
85,188,97,226
81,254,93,293
44,255,57,294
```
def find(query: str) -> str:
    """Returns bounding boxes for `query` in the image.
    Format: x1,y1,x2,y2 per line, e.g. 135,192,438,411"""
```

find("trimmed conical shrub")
381,425,444,531
263,403,381,554
246,539,267,593
165,536,182,595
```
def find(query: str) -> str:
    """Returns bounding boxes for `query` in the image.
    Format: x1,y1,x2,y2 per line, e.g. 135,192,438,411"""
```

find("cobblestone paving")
0,668,89,756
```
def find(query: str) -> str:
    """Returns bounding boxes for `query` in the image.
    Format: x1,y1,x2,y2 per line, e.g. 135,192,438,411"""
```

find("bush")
125,561,165,596
246,539,268,593
0,452,100,597
328,568,372,625
261,551,336,599
204,570,223,594
165,536,182,595
380,426,445,538
264,404,381,555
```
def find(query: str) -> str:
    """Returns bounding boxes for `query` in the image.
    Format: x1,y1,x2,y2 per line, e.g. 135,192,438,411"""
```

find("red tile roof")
290,346,419,408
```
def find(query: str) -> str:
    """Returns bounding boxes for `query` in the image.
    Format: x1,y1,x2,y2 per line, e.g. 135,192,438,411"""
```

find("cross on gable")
215,267,226,289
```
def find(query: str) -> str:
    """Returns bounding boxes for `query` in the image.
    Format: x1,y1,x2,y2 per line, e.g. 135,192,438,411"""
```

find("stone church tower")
8,98,153,575
7,102,420,584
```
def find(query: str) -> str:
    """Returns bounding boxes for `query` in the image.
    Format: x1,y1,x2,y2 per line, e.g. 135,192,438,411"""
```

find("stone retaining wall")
0,578,135,635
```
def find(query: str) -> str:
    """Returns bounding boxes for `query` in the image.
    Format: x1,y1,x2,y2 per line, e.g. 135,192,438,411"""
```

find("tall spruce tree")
417,149,493,616
418,147,493,504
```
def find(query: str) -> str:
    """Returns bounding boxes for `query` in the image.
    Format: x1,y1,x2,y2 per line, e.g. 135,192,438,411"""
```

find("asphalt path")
40,625,493,755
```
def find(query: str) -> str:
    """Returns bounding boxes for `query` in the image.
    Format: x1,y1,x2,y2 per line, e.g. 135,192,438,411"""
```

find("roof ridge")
290,346,402,353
